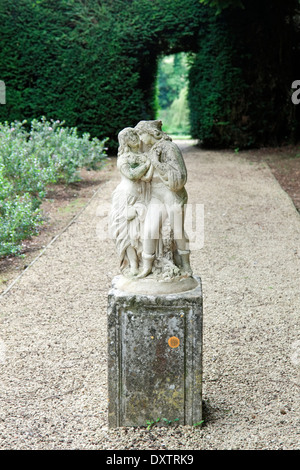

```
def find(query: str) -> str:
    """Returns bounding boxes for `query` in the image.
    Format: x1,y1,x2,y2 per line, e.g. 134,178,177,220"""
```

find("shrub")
27,118,108,183
0,118,108,257
0,163,41,257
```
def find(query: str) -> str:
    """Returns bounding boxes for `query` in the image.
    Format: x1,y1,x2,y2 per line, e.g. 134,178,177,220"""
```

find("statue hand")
141,162,154,181
149,148,160,165
126,206,137,221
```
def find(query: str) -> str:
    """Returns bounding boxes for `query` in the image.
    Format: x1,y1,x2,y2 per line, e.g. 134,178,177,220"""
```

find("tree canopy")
157,53,191,135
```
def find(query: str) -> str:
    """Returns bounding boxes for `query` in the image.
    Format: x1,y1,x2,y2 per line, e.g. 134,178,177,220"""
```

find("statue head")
135,120,171,148
117,127,140,155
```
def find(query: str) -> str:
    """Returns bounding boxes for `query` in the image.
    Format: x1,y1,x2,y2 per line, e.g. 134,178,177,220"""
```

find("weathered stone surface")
114,272,198,295
107,275,203,427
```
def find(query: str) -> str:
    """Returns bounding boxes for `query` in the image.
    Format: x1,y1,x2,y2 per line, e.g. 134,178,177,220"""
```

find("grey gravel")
0,143,299,450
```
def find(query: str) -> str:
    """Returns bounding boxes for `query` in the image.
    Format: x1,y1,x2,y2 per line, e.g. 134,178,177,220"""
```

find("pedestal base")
107,275,203,427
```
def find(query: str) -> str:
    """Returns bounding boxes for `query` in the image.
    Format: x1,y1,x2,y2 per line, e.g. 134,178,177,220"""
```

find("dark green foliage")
189,0,300,148
188,13,245,147
0,0,299,150
0,0,204,150
232,0,300,148
200,0,244,13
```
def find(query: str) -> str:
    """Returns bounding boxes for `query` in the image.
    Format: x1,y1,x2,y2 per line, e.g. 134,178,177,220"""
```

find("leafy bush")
0,191,41,258
0,118,108,257
27,118,108,183
0,162,42,257
0,118,108,184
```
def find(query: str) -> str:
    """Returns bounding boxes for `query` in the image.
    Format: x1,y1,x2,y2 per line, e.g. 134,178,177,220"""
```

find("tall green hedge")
188,0,300,148
0,0,204,150
0,0,299,150
188,11,246,147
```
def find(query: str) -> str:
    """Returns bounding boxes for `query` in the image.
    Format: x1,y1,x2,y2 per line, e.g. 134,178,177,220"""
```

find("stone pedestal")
107,275,203,427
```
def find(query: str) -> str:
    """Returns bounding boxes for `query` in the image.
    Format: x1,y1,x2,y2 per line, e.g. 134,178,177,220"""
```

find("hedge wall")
0,0,299,150
0,0,204,150
188,0,300,148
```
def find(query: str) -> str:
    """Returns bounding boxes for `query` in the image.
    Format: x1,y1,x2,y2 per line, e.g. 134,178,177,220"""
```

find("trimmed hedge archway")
0,0,299,150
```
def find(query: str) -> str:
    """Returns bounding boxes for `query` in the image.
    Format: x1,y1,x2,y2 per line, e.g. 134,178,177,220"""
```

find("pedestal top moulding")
109,120,198,295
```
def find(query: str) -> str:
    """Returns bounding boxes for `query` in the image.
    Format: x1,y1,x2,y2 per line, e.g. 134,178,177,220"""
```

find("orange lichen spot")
168,336,180,348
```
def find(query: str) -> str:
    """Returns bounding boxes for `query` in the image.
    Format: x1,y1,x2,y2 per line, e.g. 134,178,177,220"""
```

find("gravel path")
0,143,299,450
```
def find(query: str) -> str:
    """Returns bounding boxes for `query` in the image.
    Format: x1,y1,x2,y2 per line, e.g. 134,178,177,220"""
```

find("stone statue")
110,127,152,275
110,120,196,294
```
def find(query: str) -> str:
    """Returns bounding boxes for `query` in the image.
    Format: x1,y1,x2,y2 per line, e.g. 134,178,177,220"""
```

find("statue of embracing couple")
110,120,192,281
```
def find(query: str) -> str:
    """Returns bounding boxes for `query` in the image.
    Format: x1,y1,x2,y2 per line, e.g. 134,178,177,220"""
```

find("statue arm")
141,162,154,181
119,160,151,181
149,145,187,190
